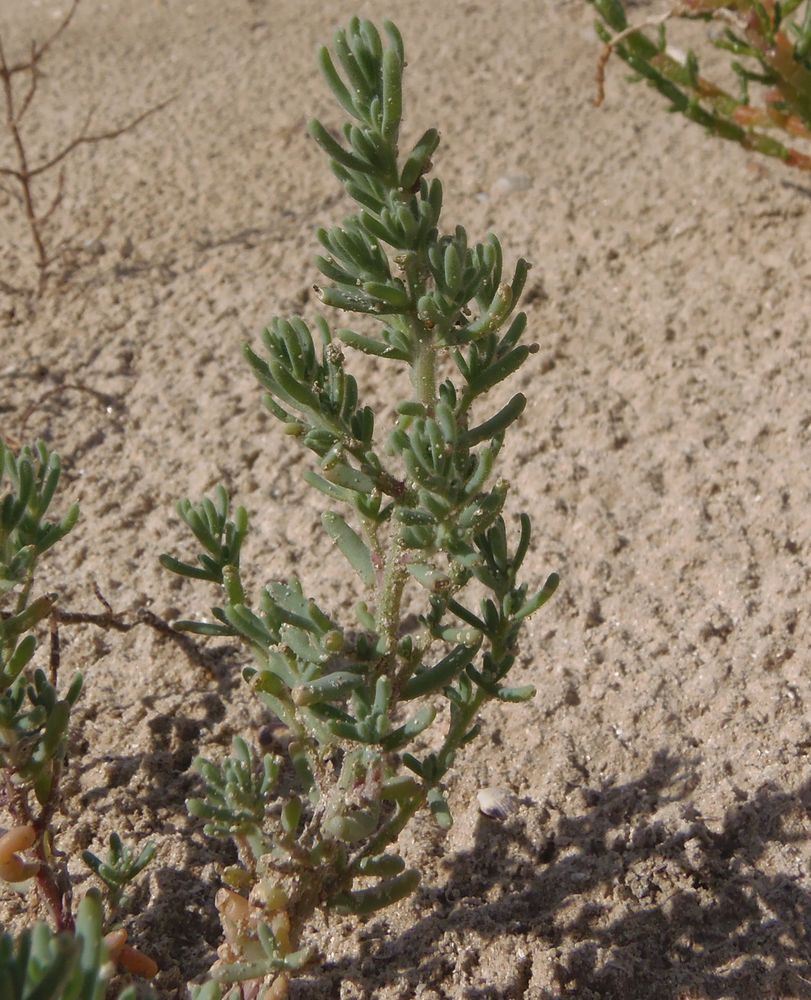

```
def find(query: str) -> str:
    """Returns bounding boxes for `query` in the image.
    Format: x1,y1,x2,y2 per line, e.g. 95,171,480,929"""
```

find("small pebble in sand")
83,238,107,257
477,786,517,820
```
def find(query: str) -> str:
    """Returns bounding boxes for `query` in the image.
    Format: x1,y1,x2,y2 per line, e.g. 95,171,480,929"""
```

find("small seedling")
83,832,157,918
164,16,558,998
591,0,811,171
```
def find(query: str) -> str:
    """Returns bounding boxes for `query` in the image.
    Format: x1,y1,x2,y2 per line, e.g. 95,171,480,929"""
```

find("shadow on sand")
293,749,811,1000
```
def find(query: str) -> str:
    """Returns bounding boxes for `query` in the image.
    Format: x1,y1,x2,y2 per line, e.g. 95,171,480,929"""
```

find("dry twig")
0,0,171,294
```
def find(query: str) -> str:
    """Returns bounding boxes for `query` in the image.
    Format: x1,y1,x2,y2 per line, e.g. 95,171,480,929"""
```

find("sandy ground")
1,0,811,997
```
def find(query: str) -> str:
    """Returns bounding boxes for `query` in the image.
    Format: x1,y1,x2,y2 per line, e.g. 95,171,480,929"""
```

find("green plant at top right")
591,0,811,171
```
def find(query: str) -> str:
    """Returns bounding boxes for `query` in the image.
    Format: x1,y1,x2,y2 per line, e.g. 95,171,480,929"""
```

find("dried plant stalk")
0,0,169,295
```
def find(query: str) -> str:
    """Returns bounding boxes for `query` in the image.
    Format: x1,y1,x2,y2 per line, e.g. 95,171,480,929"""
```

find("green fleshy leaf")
322,511,375,587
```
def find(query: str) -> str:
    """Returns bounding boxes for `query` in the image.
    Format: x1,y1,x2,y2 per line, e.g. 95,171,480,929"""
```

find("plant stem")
375,528,408,656
2,769,72,931
0,44,49,292
411,333,437,412
33,832,73,932
374,314,438,653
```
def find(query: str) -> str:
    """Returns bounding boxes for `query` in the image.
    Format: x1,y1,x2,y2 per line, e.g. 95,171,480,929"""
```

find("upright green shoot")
164,17,558,998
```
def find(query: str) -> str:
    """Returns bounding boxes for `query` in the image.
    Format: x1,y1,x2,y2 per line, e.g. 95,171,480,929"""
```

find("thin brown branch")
53,592,227,678
92,581,112,616
30,0,79,68
3,0,80,78
27,104,93,180
36,166,65,225
0,23,48,280
28,96,173,180
18,382,119,438
53,605,133,633
32,800,74,931
15,51,39,124
595,43,612,108
0,0,170,293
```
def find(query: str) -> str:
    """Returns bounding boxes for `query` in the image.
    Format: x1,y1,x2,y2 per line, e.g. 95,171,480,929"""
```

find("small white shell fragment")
491,174,533,198
477,786,517,820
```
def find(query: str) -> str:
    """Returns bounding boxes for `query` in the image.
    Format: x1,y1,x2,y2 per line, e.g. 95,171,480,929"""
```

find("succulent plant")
165,15,557,997
591,0,811,170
